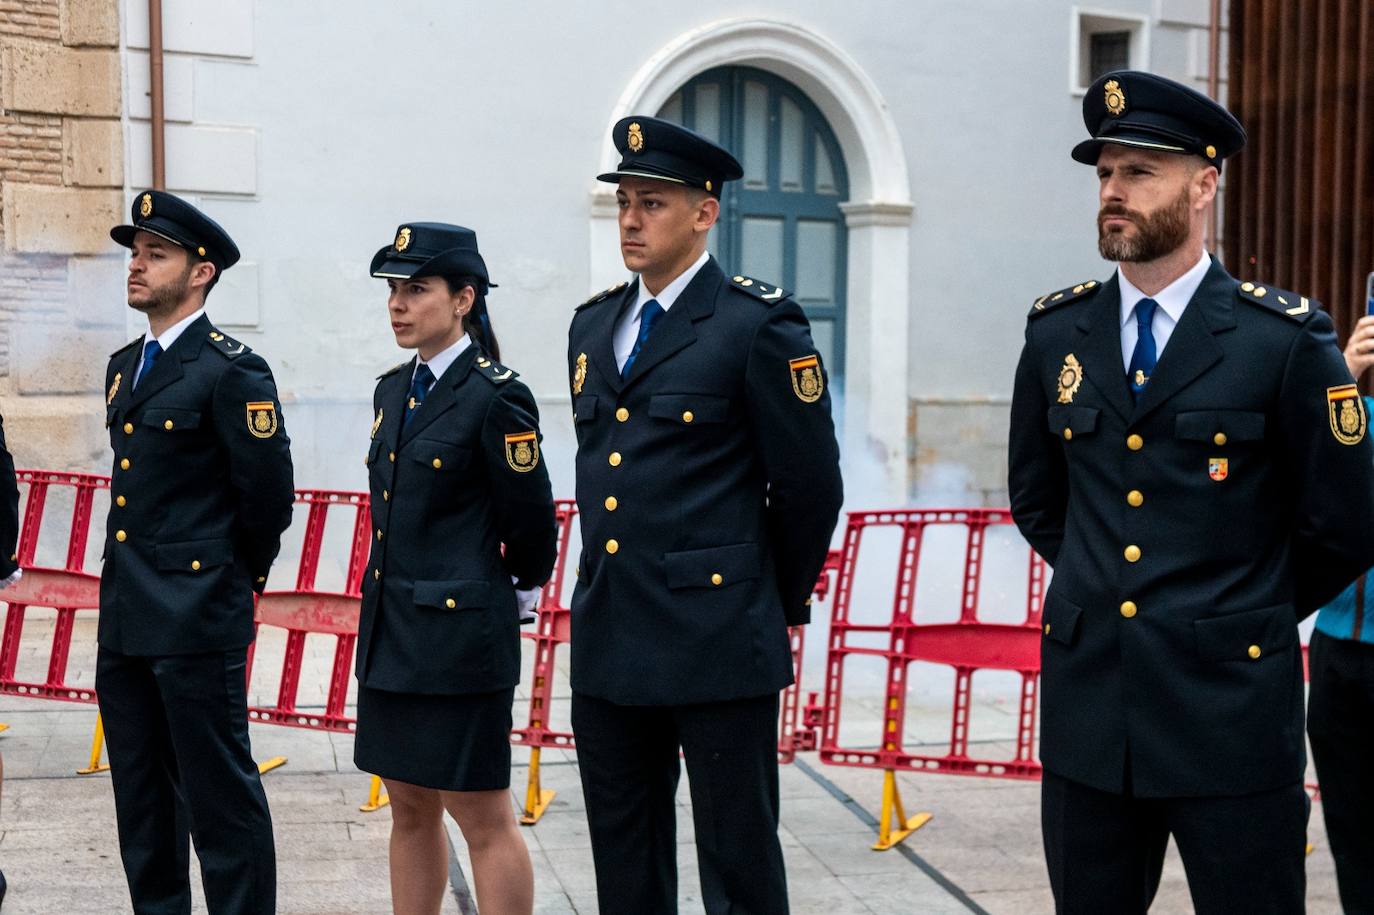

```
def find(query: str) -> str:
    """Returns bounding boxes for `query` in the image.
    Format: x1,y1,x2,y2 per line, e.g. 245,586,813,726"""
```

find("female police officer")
357,222,556,915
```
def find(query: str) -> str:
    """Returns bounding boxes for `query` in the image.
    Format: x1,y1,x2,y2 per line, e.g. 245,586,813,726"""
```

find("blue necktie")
1128,298,1159,402
404,363,436,428
622,299,664,378
134,340,162,389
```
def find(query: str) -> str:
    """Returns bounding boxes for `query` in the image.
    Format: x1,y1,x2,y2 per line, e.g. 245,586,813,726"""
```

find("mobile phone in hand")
1367,271,1374,316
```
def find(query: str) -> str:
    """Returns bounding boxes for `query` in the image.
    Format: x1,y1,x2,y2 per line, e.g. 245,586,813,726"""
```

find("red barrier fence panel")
819,508,1047,780
0,470,107,704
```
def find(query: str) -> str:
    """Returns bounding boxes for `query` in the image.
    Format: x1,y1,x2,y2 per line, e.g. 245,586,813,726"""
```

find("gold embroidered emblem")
395,227,412,252
107,372,122,405
572,353,588,395
627,121,644,153
789,355,823,403
246,401,279,439
139,194,153,218
1104,79,1126,116
1208,457,1228,482
1057,354,1084,404
1328,385,1366,446
504,431,539,472
370,408,383,439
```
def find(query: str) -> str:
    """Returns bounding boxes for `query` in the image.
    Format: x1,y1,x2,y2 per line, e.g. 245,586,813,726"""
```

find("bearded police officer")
98,191,293,915
567,117,843,913
1009,71,1374,913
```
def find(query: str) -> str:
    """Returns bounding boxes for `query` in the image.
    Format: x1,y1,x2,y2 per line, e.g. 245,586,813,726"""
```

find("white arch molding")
589,18,915,502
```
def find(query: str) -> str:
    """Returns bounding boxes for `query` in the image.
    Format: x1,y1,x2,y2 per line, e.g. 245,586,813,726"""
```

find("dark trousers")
572,691,788,915
96,646,276,915
1308,629,1374,914
1042,769,1307,914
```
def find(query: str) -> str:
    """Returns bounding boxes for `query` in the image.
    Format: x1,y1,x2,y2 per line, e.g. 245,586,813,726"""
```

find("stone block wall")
0,0,125,472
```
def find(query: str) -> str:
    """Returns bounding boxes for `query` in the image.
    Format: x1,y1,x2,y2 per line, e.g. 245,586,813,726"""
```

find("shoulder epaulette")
109,337,141,359
204,328,252,358
728,274,789,304
376,360,409,381
473,354,518,385
1029,279,1102,317
577,281,629,310
1235,281,1318,322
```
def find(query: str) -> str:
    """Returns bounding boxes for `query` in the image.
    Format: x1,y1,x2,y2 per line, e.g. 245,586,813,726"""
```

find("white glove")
513,577,540,624
0,568,21,590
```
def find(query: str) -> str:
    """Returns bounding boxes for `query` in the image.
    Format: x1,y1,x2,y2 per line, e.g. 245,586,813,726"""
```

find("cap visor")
110,223,195,250
596,169,688,186
1073,134,1189,164
371,257,423,279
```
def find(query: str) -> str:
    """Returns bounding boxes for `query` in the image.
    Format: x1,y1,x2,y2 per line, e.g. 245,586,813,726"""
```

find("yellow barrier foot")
519,747,556,826
359,774,391,813
257,756,287,775
871,768,933,851
77,713,110,775
0,722,10,734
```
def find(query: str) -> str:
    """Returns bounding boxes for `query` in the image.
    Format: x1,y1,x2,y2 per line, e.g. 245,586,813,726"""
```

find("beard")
1098,187,1192,263
128,264,193,314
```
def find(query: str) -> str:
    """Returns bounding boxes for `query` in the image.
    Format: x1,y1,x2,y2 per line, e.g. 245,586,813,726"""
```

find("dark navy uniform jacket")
357,346,556,696
100,314,295,655
0,414,17,578
567,257,843,706
1009,260,1374,797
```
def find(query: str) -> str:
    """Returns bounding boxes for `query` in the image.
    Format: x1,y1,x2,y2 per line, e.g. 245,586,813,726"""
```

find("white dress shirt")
1117,251,1211,370
412,333,471,389
134,307,205,386
613,249,711,372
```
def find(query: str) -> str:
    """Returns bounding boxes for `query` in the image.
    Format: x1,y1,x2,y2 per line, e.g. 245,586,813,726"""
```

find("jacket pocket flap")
142,408,202,431
1175,410,1266,442
573,395,598,424
1046,405,1100,437
406,440,470,471
154,538,233,572
414,579,488,610
649,394,730,424
1042,592,1083,646
664,543,761,590
1194,603,1296,661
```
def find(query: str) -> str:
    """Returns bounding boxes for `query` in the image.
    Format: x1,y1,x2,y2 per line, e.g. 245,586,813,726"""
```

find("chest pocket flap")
406,439,470,472
1175,410,1266,442
142,408,202,431
664,542,761,590
414,579,489,611
1047,405,1100,439
649,394,730,425
573,395,598,425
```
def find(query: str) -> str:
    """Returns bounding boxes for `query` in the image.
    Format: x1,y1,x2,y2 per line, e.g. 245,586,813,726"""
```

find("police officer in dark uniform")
98,191,293,915
357,222,556,914
567,116,844,914
0,409,20,906
1009,71,1374,913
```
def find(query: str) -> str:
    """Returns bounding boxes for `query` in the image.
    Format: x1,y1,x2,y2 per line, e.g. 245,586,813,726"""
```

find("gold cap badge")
627,122,644,153
395,227,412,252
1104,80,1126,116
139,194,153,218
1057,354,1084,404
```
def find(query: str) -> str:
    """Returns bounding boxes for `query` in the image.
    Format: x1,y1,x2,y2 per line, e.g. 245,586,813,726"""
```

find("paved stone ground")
0,613,1343,914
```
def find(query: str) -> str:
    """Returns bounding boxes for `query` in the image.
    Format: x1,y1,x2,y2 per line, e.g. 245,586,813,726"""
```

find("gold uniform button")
1248,644,1262,659
604,496,618,511
255,576,266,584
1241,281,1256,292
1214,432,1227,446
115,495,127,507
1120,601,1137,619
191,560,201,571
1126,434,1144,451
1044,623,1051,634
711,573,723,586
1205,144,1217,159
609,452,622,467
1124,545,1141,563
445,598,456,609
432,458,442,469
383,490,389,501
682,411,694,423
376,529,383,541
164,420,174,430
374,569,380,581
1062,428,1073,441
616,407,629,422
1127,490,1144,507
389,451,396,462
120,458,131,471
115,530,127,542
123,422,134,434
605,539,619,554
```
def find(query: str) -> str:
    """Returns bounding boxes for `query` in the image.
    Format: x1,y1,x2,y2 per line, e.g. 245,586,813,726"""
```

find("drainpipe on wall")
1206,0,1222,254
149,0,166,190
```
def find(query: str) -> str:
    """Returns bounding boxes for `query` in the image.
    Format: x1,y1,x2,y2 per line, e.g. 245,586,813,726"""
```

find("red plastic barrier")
818,508,1047,780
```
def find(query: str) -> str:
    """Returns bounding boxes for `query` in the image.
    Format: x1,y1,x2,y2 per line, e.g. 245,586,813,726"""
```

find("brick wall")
0,1,61,42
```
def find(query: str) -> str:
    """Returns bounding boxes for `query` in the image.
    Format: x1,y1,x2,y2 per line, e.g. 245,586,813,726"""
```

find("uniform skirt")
354,684,515,792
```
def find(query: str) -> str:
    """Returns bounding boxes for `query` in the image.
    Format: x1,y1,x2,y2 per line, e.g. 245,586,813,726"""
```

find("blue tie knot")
1134,297,1158,330
135,339,163,389
622,299,664,378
